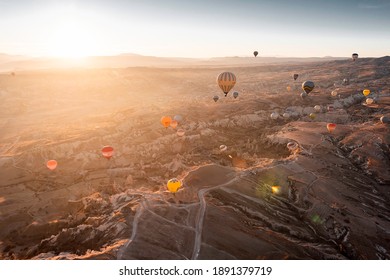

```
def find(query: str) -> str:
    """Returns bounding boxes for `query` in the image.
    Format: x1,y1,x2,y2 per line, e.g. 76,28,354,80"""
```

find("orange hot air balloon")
327,123,336,133
46,160,57,171
161,116,172,128
102,146,114,159
170,120,178,129
363,89,370,96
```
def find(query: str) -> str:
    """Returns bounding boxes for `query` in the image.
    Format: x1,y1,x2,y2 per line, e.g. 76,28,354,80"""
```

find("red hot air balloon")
102,146,114,159
47,160,58,171
327,123,336,133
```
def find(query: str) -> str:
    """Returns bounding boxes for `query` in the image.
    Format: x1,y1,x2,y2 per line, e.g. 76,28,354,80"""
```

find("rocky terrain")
0,57,389,259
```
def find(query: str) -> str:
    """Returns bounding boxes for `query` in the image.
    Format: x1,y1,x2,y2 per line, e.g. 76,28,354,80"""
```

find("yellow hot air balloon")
271,186,281,194
309,113,316,120
287,86,291,92
302,81,315,94
217,72,236,97
167,178,181,193
363,89,370,96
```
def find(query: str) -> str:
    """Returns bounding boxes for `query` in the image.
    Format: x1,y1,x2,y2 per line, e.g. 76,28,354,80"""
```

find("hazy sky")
0,0,389,58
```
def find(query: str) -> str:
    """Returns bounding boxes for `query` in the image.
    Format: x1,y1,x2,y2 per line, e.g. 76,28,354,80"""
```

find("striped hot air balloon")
302,81,315,94
217,72,236,97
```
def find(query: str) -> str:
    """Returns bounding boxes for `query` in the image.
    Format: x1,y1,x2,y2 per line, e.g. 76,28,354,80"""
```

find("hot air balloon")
314,105,321,113
380,116,390,124
293,74,299,80
343,78,349,85
173,115,183,123
167,178,181,193
302,81,315,94
217,72,236,97
271,186,281,194
331,90,338,97
309,113,316,120
177,128,185,137
327,105,334,112
327,123,336,133
270,112,279,120
170,120,178,128
213,95,219,102
366,98,374,105
283,112,290,119
46,160,57,171
233,91,239,99
352,53,358,61
219,145,227,152
287,141,298,151
300,92,308,99
161,116,172,128
363,89,370,96
102,146,114,159
287,86,291,92
253,51,258,57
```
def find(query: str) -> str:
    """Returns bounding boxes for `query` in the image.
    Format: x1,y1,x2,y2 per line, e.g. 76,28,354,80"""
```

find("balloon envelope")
327,123,336,133
219,145,227,152
309,113,316,120
46,160,57,170
286,86,291,92
366,98,374,105
380,116,390,124
363,89,370,96
300,92,308,99
170,120,178,128
102,146,114,159
287,141,298,151
352,53,358,61
167,178,181,193
173,115,183,123
161,116,172,128
213,95,219,102
253,51,258,57
327,105,334,112
302,81,315,94
177,128,185,137
233,91,239,99
270,112,279,120
314,105,321,113
293,74,299,80
217,72,236,96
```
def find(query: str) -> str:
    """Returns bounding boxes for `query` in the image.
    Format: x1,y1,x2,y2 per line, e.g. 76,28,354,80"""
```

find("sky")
0,0,389,58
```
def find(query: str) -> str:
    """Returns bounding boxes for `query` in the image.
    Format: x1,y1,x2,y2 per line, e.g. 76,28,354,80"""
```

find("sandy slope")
0,57,389,259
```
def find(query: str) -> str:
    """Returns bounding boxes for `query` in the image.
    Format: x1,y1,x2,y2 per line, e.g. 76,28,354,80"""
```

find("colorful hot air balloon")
219,145,227,152
233,91,239,99
102,146,114,159
314,105,321,113
167,178,181,193
253,51,258,57
271,186,281,194
293,74,299,80
363,89,370,96
161,116,172,128
173,115,183,123
287,141,298,151
46,160,57,171
380,116,390,124
270,112,279,120
302,81,315,94
217,72,236,97
327,123,336,133
170,120,178,128
352,53,358,61
213,95,219,102
287,86,291,92
177,128,185,137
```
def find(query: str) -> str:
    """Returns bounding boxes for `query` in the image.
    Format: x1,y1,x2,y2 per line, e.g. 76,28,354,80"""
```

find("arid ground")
0,56,389,259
